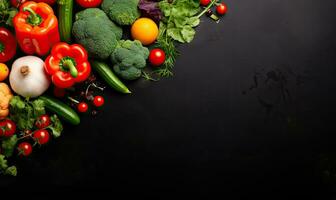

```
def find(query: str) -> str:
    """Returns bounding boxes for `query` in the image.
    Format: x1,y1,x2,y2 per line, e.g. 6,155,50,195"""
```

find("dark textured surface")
2,0,336,196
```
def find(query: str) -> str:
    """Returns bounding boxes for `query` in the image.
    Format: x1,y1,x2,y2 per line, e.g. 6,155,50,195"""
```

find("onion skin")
9,56,50,98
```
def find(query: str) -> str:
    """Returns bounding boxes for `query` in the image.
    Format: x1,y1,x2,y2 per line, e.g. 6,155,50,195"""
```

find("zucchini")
58,0,73,43
91,61,131,94
40,95,80,125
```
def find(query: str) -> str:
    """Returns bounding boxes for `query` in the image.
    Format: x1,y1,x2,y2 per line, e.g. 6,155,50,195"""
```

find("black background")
2,0,336,197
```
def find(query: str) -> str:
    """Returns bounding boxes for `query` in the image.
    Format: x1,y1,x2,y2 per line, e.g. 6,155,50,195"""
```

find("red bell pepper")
45,43,91,88
13,1,60,56
0,27,17,63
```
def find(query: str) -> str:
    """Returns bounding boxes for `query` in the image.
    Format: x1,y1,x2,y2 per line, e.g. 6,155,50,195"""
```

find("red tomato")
33,130,50,145
33,0,56,5
216,3,228,15
0,28,17,63
18,142,32,156
0,119,16,137
10,0,27,8
35,115,51,129
77,102,88,113
93,96,104,107
149,49,166,66
76,0,102,8
200,0,211,6
53,87,66,98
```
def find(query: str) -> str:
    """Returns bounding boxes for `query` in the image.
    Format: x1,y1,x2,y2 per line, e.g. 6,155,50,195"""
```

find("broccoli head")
72,8,123,60
102,0,141,26
111,40,149,80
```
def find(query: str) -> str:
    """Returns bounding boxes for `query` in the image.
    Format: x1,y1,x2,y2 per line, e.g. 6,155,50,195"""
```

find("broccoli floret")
111,40,149,80
102,0,141,26
72,8,123,59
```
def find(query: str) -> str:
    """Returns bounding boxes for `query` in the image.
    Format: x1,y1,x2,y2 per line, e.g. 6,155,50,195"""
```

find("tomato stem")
23,7,43,26
67,96,80,104
197,0,218,18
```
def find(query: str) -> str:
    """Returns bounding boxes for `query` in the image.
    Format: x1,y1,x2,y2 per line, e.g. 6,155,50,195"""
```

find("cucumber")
91,61,131,94
40,95,80,125
58,0,73,43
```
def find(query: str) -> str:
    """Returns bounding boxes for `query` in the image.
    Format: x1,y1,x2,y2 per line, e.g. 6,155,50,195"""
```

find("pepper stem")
23,7,42,26
63,59,78,78
0,42,4,53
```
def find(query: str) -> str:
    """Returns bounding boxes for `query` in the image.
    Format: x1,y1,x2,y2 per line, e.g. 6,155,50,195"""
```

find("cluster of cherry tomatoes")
0,115,52,156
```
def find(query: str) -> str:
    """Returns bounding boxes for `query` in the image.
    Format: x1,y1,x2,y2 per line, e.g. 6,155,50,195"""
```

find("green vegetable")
0,154,17,176
0,0,17,27
72,8,122,59
9,96,46,131
49,115,63,138
101,0,140,26
158,0,201,43
40,96,80,125
58,0,73,43
1,135,18,157
91,60,131,94
110,40,149,80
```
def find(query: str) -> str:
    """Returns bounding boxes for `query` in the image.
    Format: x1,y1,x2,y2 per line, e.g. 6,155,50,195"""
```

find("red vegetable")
0,119,16,137
0,28,17,63
216,2,227,15
17,142,32,156
93,96,104,107
10,0,27,8
200,0,211,6
77,102,88,113
33,129,50,145
149,48,166,66
13,1,60,56
35,115,51,129
34,0,56,5
76,0,102,8
45,42,91,88
53,87,66,98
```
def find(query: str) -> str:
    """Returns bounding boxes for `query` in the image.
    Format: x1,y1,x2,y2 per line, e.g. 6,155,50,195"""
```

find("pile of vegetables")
0,0,227,176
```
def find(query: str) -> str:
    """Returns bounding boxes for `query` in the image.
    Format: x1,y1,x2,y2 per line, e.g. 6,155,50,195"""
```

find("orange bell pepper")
13,1,60,56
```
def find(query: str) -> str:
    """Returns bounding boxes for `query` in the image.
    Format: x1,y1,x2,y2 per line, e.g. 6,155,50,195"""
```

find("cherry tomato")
76,0,102,8
149,49,166,66
0,119,16,137
216,3,228,15
10,0,27,8
33,130,50,145
35,115,51,129
53,87,66,98
200,0,211,6
93,96,104,107
77,102,88,113
18,142,32,156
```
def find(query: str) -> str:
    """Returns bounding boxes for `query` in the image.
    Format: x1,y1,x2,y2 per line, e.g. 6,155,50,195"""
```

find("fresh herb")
1,135,18,157
158,0,200,43
0,154,17,176
49,115,63,138
0,0,17,27
9,96,46,131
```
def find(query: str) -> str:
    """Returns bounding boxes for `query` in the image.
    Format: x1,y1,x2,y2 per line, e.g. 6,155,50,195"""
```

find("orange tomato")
0,63,9,81
131,18,159,45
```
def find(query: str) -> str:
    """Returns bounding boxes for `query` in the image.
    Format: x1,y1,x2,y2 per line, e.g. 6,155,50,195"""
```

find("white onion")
9,56,50,98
